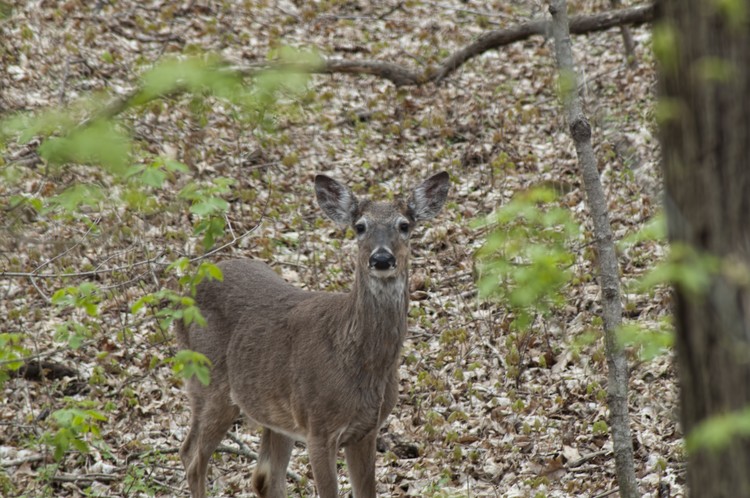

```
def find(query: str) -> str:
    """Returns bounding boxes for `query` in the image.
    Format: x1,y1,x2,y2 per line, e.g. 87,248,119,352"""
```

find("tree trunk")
658,0,750,496
548,1,639,497
608,0,637,67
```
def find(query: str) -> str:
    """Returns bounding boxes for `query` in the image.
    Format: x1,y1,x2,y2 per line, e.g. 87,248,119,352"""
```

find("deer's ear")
407,171,450,222
315,175,359,226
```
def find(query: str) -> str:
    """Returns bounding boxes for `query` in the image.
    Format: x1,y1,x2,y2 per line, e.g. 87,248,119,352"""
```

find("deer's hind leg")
252,427,294,498
181,380,239,498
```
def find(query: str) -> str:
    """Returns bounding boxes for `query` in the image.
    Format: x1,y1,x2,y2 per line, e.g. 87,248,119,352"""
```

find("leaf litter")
0,1,680,497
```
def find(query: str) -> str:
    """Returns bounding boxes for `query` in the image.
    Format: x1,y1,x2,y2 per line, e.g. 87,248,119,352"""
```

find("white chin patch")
370,268,397,279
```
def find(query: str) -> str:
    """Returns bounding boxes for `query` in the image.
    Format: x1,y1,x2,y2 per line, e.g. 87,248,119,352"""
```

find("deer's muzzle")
369,249,396,271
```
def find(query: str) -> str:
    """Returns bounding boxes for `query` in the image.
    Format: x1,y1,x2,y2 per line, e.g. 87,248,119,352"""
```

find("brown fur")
178,172,449,498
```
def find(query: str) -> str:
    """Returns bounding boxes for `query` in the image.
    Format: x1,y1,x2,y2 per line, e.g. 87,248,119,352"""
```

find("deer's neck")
342,270,409,371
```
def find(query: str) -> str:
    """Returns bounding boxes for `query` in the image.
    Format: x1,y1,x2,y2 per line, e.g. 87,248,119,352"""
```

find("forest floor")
0,0,681,497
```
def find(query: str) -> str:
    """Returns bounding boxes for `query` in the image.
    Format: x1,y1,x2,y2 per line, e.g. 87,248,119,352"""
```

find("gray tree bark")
608,0,637,67
658,0,750,496
548,1,639,497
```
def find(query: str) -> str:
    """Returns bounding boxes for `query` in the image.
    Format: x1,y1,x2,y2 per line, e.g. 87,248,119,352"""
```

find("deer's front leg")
308,435,339,498
344,431,377,498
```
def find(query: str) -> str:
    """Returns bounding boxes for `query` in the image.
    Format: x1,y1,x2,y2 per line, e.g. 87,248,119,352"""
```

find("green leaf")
71,438,89,453
713,0,748,29
0,2,13,19
140,167,167,188
635,242,719,295
619,213,666,248
652,22,679,70
171,349,212,386
695,57,737,83
189,197,229,216
167,257,190,273
48,184,104,213
475,188,578,329
202,262,224,281
687,406,750,453
164,159,189,173
131,295,154,313
182,306,206,327
38,120,130,175
617,320,674,361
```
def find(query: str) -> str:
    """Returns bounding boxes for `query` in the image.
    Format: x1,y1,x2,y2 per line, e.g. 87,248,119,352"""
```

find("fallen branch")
0,454,46,468
592,487,621,498
315,3,654,85
12,361,78,381
566,449,609,469
51,472,119,484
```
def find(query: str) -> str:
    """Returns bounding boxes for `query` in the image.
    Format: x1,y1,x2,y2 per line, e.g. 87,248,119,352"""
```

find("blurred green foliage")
475,188,579,332
0,48,318,461
42,401,108,461
687,405,750,454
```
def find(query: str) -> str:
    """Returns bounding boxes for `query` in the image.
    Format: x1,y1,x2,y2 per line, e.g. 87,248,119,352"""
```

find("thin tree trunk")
608,0,637,67
548,1,639,497
658,0,750,495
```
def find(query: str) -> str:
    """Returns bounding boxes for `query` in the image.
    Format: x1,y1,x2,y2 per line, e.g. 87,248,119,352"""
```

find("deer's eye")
354,222,366,235
399,221,410,234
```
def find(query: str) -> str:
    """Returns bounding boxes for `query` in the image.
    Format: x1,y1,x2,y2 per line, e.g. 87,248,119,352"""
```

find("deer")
175,171,450,498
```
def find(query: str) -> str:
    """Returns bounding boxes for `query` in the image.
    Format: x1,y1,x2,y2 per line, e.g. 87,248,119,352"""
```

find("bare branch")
314,4,654,86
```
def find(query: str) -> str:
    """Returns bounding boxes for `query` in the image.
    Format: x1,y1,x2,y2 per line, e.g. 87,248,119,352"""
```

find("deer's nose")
369,250,396,271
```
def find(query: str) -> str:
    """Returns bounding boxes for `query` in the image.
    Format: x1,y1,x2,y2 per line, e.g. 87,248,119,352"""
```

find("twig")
423,1,511,20
92,243,139,272
109,23,184,44
59,57,72,105
0,254,167,279
1,219,261,281
188,218,264,263
28,277,51,303
125,446,179,464
22,216,101,300
0,454,46,467
567,449,609,469
51,472,120,483
377,2,404,20
32,216,101,274
592,487,621,498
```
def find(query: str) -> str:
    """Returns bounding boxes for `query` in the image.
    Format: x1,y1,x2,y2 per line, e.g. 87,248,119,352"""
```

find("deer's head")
315,172,450,281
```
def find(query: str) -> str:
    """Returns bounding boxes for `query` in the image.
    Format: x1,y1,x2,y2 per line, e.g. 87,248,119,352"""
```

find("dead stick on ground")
0,454,46,467
548,1,638,497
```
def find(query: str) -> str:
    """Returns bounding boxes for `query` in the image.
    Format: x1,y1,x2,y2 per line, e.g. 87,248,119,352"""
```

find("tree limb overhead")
310,4,655,86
